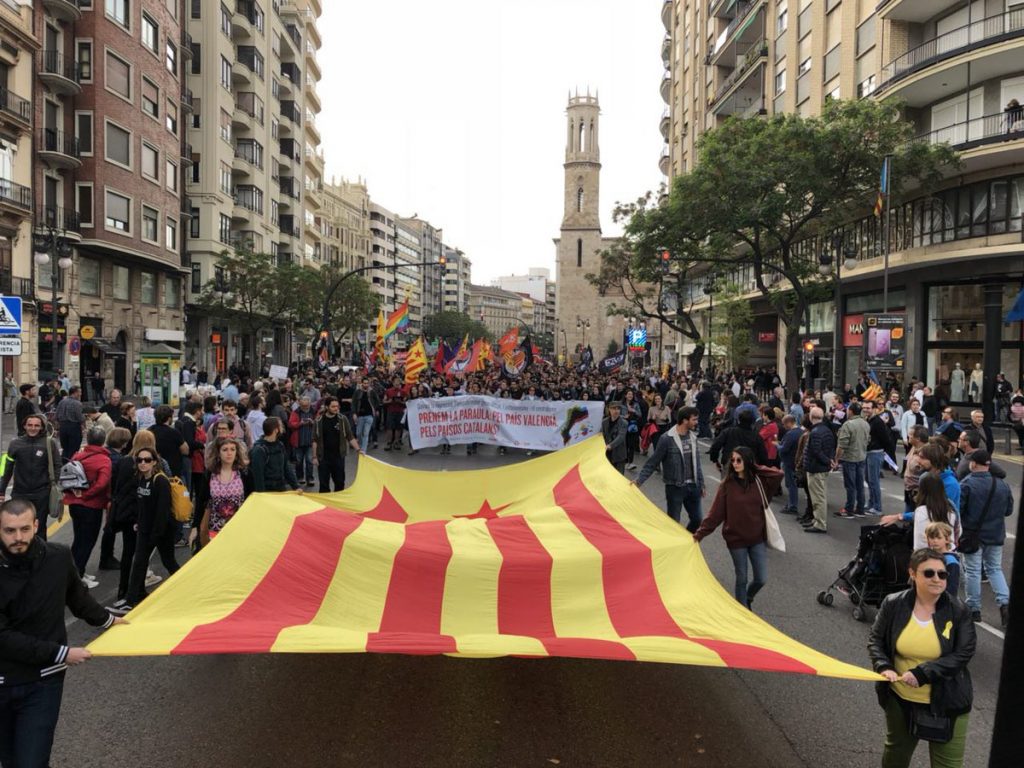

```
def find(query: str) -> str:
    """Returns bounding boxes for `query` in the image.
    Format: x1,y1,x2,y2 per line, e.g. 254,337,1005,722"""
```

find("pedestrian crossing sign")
0,297,21,335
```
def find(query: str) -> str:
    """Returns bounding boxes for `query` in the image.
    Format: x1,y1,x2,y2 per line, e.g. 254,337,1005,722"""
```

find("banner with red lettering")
407,395,605,451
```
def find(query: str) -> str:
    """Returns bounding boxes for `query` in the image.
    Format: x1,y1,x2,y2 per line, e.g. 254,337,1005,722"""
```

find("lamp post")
560,328,568,363
212,272,232,371
32,225,74,379
819,233,858,390
575,316,590,358
703,276,716,374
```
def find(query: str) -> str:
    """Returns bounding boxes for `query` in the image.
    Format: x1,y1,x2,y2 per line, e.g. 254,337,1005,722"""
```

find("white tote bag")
755,476,786,553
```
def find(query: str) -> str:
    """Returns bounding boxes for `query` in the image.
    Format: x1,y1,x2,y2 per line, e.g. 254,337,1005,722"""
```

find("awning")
88,337,126,357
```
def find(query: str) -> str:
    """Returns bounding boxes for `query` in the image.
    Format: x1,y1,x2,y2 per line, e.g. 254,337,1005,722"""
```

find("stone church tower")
554,91,621,361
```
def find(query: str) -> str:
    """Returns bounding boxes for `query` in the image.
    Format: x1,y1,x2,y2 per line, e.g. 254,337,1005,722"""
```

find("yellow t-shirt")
892,615,941,704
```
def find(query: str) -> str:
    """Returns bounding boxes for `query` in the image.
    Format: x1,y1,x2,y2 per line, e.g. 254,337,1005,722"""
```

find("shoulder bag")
44,436,63,520
958,475,997,555
755,475,786,552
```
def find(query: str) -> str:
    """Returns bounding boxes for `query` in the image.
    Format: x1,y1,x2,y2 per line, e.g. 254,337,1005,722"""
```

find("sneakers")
108,601,133,617
81,576,99,589
98,558,120,571
803,527,826,534
835,509,856,519
971,610,982,623
1000,604,1009,628
865,508,881,517
145,570,163,588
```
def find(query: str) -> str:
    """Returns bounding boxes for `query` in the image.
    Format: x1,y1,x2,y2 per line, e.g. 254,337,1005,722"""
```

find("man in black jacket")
251,418,303,493
149,405,188,478
709,410,768,471
0,415,61,539
0,499,124,766
14,384,38,436
694,383,716,438
803,407,836,533
865,400,897,516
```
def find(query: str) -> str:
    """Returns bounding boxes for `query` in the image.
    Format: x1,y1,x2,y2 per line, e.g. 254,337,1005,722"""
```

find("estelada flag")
404,337,428,385
87,438,879,682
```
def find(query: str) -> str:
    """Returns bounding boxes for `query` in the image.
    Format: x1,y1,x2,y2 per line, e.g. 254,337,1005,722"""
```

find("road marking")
47,515,69,538
976,622,1005,640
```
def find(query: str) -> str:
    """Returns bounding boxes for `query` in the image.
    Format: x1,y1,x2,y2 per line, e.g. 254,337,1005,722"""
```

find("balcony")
38,51,81,96
181,142,194,166
306,83,321,113
0,274,35,300
234,91,264,127
710,40,768,109
917,111,1024,166
660,71,671,104
659,145,670,176
303,8,322,48
662,0,673,31
181,30,193,59
660,108,670,139
304,115,320,144
661,35,672,67
41,0,81,23
279,138,301,162
181,87,194,113
0,179,32,219
233,1,260,37
280,62,302,88
285,23,302,52
878,0,960,23
38,129,81,170
180,196,193,218
710,0,766,68
304,146,324,173
0,87,31,132
305,182,323,210
41,206,82,234
233,139,264,171
878,9,1024,106
280,100,302,126
278,176,300,200
305,42,321,80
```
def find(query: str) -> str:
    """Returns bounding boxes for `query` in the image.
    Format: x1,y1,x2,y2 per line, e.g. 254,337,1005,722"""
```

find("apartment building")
467,283,531,340
491,267,556,339
660,0,1024,407
368,201,424,347
322,177,370,274
401,215,445,318
184,0,323,374
441,245,471,315
33,0,188,396
0,1,36,386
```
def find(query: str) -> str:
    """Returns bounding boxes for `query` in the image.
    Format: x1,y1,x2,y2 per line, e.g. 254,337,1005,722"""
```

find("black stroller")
817,524,912,622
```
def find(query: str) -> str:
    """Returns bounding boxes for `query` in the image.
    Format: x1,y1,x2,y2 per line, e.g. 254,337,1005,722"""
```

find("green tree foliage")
710,283,753,372
292,264,381,349
422,311,491,346
603,99,958,389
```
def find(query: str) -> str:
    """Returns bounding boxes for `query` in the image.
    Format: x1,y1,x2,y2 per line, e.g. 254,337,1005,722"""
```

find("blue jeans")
0,676,64,768
963,545,1010,611
841,460,866,514
865,450,884,513
356,415,374,453
295,445,314,483
782,462,799,511
665,483,703,533
728,542,768,606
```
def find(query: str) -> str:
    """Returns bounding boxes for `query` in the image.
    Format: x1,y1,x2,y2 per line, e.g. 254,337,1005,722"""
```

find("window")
142,78,159,119
192,97,201,129
75,112,93,155
75,183,94,227
190,209,200,238
192,158,201,185
76,41,93,82
856,16,876,57
141,272,156,304
166,100,178,134
191,44,201,75
219,162,231,195
857,75,877,99
220,4,231,36
776,2,788,35
220,56,231,89
191,262,201,292
219,213,231,244
142,206,159,243
142,14,159,54
105,189,131,233
166,41,177,76
105,0,129,29
191,0,201,19
113,265,130,300
141,143,158,181
105,50,131,100
219,109,231,143
80,258,101,296
798,58,811,76
165,217,178,251
166,159,178,193
576,238,582,268
165,274,180,307
104,121,131,168
775,67,787,95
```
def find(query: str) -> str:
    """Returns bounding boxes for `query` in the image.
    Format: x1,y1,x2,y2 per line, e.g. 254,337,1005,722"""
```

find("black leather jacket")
867,588,976,717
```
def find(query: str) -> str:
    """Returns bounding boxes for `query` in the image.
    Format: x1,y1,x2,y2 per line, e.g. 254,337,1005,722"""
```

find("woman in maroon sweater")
693,446,783,610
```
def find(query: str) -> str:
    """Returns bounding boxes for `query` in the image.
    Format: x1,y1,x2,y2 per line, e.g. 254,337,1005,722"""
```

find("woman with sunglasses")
110,446,180,615
868,548,976,767
692,446,783,610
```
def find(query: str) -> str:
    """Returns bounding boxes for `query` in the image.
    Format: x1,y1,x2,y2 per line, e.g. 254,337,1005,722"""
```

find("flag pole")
882,154,892,313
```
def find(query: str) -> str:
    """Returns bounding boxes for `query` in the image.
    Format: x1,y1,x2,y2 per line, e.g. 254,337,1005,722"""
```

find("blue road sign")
0,297,21,335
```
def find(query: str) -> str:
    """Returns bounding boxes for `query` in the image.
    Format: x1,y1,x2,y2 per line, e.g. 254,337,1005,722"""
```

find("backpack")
58,460,89,490
159,472,194,523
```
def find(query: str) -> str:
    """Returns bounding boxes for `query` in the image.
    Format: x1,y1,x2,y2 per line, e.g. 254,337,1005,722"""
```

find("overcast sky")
318,1,666,284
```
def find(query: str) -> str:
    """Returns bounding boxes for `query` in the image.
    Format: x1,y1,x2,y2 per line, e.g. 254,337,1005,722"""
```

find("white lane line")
1007,534,1017,540
977,622,1005,640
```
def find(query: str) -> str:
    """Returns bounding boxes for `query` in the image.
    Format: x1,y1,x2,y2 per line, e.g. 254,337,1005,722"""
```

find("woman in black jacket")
868,548,976,767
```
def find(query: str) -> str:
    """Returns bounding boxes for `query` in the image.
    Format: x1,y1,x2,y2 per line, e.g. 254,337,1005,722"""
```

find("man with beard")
0,499,125,766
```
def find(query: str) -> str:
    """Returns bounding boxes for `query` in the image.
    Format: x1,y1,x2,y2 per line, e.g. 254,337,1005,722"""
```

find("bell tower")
555,90,617,361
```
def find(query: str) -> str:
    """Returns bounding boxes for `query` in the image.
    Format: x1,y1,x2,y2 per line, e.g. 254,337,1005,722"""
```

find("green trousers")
882,694,969,768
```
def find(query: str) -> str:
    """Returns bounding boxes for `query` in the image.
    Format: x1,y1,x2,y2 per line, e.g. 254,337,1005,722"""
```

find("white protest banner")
268,364,289,381
407,395,605,452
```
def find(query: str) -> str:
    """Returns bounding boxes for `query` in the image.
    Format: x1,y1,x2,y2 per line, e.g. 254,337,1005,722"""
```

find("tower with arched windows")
554,91,620,361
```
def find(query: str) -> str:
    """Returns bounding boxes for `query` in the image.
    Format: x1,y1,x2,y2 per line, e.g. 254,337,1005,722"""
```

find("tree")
624,99,958,390
292,265,380,353
421,311,491,346
710,283,753,372
194,248,306,360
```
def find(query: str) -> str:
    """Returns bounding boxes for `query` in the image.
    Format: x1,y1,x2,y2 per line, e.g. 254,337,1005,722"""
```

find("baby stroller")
817,524,912,622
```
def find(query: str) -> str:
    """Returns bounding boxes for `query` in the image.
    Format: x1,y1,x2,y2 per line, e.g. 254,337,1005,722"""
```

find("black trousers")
317,454,345,492
14,493,50,541
126,521,179,605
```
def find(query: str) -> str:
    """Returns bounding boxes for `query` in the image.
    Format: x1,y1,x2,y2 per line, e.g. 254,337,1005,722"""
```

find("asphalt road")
50,438,1014,768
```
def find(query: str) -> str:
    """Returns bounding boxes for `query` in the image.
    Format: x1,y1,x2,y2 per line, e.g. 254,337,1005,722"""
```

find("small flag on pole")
873,156,891,218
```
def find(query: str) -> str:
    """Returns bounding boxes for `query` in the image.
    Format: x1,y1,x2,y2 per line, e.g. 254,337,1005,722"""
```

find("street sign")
80,325,96,340
0,338,22,356
0,296,21,335
69,335,81,358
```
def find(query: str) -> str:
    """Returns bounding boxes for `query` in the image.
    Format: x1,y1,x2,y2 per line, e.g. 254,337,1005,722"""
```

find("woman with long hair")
693,446,783,610
911,473,958,551
201,437,250,544
646,392,672,451
623,388,643,470
115,401,137,438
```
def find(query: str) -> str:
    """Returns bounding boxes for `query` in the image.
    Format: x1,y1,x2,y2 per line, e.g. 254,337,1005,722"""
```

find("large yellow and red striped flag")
88,439,878,680
403,337,427,385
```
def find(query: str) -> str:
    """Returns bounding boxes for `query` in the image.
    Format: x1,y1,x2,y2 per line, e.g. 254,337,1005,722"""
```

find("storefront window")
927,284,1022,343
800,301,834,335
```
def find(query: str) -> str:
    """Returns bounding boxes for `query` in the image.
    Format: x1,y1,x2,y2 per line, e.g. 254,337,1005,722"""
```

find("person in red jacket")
693,445,783,610
64,428,112,585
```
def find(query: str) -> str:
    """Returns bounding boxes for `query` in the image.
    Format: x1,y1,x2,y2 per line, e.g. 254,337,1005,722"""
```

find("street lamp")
819,233,859,389
703,275,716,373
576,316,590,356
32,226,74,379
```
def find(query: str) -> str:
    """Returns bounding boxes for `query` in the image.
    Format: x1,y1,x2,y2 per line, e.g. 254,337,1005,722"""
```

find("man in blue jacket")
633,407,705,532
959,450,1013,627
778,415,803,515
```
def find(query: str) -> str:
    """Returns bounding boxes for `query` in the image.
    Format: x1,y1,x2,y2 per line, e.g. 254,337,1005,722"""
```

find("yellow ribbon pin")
942,621,953,640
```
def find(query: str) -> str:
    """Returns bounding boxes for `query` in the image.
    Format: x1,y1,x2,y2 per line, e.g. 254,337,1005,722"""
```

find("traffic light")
661,250,671,274
438,254,447,276
802,340,816,367
802,340,815,353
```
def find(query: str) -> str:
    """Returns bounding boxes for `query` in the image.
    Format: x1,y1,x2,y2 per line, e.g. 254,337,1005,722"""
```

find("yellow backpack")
159,472,193,523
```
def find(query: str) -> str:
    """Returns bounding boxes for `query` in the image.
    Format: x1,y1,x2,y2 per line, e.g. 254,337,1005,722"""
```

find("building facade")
441,245,471,314
660,0,1024,413
322,177,370,274
467,283,530,339
491,267,557,342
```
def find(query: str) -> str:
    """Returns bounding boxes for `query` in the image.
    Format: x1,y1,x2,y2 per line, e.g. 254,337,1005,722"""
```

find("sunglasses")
730,458,744,465
920,569,948,580
136,457,155,465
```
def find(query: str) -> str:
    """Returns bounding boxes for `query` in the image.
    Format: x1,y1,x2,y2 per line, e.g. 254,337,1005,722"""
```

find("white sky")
318,1,666,284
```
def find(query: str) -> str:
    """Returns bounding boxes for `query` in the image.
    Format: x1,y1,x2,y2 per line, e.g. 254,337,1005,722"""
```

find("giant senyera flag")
88,439,879,680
